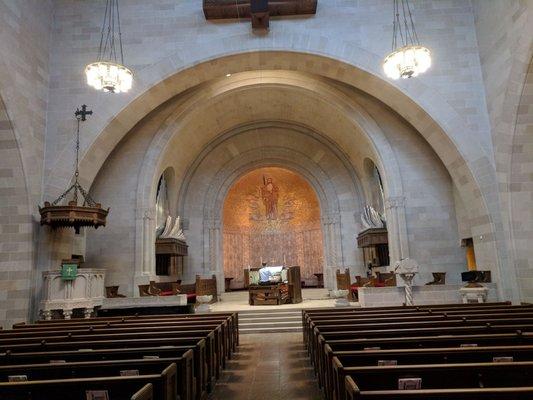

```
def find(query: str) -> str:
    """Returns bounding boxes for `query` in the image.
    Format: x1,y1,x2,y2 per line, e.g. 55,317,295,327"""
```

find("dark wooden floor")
208,332,323,400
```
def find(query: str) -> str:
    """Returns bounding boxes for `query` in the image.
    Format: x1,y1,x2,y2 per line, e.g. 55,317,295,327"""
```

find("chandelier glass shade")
383,45,431,80
383,0,431,80
85,0,133,93
85,61,132,93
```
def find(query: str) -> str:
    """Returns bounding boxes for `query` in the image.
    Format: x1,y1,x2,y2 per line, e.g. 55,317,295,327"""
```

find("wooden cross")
203,0,317,30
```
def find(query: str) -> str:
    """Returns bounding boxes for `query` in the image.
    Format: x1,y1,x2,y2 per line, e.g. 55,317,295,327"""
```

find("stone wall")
0,0,53,327
86,79,464,294
0,0,532,326
472,0,533,301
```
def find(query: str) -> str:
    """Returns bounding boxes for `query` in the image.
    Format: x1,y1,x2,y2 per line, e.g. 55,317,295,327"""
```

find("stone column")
205,218,224,294
321,212,343,289
384,196,409,265
134,207,155,291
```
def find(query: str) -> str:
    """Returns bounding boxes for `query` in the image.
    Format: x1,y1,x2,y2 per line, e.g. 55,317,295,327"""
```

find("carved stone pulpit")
40,268,105,319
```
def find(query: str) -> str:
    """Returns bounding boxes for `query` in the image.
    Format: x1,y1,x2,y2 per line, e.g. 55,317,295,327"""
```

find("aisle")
208,332,323,400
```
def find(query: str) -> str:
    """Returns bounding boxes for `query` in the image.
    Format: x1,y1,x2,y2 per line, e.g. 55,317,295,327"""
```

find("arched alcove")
222,167,325,288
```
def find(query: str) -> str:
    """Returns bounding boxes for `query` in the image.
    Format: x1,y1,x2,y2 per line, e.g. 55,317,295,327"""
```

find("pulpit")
155,238,188,276
40,268,105,319
357,228,390,268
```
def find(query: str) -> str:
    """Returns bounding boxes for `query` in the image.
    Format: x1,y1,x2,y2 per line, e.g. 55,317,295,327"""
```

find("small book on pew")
143,355,159,359
120,369,140,376
378,360,397,366
493,356,513,363
398,378,422,390
460,343,478,347
49,359,66,364
86,390,109,400
8,375,27,382
364,346,381,351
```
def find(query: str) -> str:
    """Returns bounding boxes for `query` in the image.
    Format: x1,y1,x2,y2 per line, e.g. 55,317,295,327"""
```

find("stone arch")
490,12,533,301
79,49,504,297
181,140,361,290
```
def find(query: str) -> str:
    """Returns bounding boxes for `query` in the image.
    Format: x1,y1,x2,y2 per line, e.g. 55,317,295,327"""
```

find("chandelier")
85,0,132,93
40,106,109,234
383,0,431,80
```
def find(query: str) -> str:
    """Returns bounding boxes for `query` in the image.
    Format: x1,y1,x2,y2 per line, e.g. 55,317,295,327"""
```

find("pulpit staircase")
238,309,303,334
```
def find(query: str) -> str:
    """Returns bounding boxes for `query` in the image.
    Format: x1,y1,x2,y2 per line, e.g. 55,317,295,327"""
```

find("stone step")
239,311,301,318
238,309,303,333
239,315,301,323
240,320,302,327
238,312,302,319
240,326,303,333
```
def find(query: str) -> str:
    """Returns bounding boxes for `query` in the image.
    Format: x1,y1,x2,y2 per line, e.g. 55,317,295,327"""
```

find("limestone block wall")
44,0,494,196
0,0,53,328
85,75,464,295
472,0,533,301
87,101,179,295
346,90,465,285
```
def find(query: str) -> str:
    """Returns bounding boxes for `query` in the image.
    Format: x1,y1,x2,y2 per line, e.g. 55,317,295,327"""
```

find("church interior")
0,0,532,399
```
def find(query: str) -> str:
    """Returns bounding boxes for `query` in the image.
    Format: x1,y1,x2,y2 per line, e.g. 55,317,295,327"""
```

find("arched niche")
221,166,326,288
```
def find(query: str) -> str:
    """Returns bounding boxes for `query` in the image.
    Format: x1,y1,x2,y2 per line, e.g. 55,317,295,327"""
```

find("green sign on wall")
61,263,78,280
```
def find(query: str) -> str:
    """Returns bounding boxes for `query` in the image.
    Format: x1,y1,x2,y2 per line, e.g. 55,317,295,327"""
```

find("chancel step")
238,309,303,333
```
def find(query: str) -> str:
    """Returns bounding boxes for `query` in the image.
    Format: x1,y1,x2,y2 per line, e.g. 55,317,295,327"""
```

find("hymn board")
203,0,317,29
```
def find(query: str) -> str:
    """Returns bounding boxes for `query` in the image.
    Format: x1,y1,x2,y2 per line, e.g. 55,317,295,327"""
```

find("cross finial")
75,104,93,121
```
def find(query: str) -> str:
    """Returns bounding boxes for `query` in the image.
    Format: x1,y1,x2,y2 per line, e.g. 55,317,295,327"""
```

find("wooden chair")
196,275,218,303
375,272,396,286
336,269,354,300
138,281,180,297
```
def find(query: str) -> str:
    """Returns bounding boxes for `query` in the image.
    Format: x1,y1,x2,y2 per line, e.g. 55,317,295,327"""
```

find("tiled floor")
209,332,323,400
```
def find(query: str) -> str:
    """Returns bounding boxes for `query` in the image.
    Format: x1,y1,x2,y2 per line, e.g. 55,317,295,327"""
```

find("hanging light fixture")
383,0,431,80
40,106,109,234
85,0,132,93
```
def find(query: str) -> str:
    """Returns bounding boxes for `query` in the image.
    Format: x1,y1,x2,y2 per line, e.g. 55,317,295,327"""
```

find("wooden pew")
315,331,533,393
303,304,533,400
0,353,194,400
2,313,237,400
345,375,533,400
311,323,533,377
1,336,208,400
322,345,533,400
14,314,237,359
8,319,232,373
336,362,533,400
0,327,220,384
0,363,177,400
25,312,239,348
302,305,533,349
132,383,154,400
17,313,239,358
